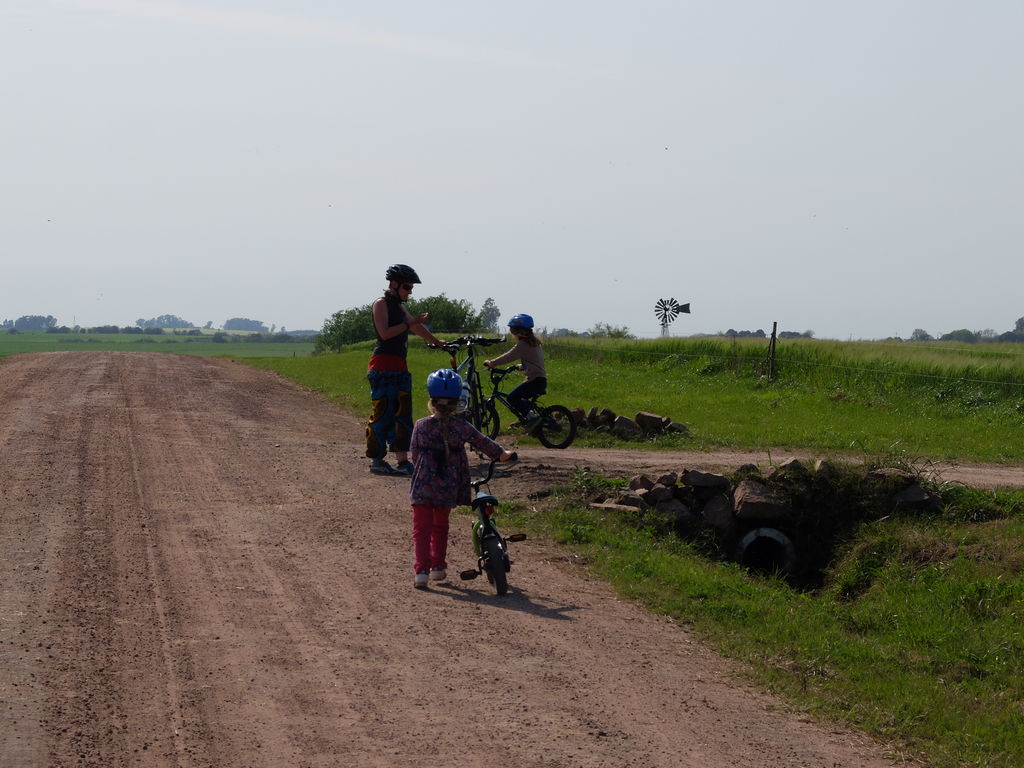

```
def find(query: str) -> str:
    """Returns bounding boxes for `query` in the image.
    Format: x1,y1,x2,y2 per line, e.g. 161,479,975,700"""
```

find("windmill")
654,298,691,337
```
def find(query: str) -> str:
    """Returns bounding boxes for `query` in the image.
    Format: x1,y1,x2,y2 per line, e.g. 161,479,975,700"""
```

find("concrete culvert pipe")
736,527,797,574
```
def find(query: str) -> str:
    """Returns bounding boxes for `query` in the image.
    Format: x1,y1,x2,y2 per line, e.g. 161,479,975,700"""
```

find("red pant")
411,504,451,573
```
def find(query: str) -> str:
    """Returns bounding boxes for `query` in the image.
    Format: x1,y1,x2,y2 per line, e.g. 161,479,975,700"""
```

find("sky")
2,1,1022,339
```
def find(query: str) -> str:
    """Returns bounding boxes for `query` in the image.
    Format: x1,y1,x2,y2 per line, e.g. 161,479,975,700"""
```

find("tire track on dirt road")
1,352,924,767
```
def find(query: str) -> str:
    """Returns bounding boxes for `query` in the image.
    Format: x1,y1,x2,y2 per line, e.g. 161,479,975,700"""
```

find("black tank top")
372,292,408,358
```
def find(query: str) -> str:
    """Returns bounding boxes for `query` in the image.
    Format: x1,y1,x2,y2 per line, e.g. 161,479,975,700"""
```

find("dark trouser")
508,377,547,419
366,369,413,459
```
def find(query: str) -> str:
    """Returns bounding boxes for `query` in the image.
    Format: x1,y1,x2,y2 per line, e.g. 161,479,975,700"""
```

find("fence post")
767,321,778,380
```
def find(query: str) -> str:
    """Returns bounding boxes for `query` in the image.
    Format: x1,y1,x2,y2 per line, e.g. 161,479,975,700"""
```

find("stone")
655,471,678,487
629,474,655,491
635,411,671,434
681,469,729,489
611,416,641,438
701,493,736,537
641,484,675,505
733,479,789,521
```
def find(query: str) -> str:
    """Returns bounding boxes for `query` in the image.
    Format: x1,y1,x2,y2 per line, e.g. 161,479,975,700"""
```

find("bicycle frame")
459,456,525,596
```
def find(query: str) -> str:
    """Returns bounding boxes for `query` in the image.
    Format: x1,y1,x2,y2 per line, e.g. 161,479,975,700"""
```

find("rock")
635,411,671,434
654,498,697,533
656,471,678,487
894,483,943,511
814,459,838,479
665,422,690,435
570,407,587,426
586,406,601,428
613,492,648,510
598,408,617,427
733,479,789,521
701,493,736,537
641,484,675,505
681,469,729,489
629,474,655,491
866,467,916,488
611,416,641,438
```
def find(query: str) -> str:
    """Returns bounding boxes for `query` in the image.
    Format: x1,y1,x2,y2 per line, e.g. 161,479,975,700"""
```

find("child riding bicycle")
483,313,546,430
408,369,515,590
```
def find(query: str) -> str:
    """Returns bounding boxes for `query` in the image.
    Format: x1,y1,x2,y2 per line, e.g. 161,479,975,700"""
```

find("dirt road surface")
6,352,1007,766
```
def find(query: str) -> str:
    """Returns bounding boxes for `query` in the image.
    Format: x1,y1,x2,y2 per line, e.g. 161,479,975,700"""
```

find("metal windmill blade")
655,298,681,326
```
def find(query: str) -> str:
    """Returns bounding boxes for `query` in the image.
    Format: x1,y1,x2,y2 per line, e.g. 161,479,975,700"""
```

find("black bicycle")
459,456,526,596
432,336,577,449
481,365,577,449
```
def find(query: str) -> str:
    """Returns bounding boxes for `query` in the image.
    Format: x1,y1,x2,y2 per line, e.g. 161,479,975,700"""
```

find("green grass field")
0,330,315,358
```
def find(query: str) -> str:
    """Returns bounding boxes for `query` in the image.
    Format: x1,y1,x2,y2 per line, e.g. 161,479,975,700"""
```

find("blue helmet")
426,368,462,399
508,313,534,329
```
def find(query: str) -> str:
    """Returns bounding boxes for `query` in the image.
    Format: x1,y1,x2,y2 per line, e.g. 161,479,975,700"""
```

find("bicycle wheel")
483,536,508,595
478,401,500,440
534,404,577,449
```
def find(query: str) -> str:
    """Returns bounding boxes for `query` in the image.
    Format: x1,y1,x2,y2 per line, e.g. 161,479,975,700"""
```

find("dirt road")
0,352,977,766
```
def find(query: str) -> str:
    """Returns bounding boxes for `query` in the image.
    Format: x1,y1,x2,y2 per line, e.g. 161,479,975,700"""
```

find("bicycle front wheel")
478,401,500,440
484,536,508,595
535,404,577,449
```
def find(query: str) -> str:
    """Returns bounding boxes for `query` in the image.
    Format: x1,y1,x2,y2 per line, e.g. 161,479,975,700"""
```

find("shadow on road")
428,582,582,621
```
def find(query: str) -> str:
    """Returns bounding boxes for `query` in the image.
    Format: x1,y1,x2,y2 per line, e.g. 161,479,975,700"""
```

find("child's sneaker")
370,459,397,475
525,411,543,432
414,571,429,589
394,460,414,477
429,568,447,582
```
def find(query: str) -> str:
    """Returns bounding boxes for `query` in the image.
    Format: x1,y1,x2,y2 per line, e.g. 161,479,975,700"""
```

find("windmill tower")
654,298,691,337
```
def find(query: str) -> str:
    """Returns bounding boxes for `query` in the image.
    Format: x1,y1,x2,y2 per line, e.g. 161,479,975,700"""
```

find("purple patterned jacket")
409,415,503,508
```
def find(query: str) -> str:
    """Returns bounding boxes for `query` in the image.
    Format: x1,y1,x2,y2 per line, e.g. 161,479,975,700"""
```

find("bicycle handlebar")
471,453,517,490
428,335,505,351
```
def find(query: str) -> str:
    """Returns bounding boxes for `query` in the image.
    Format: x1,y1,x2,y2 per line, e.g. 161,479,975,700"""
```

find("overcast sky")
3,1,1022,339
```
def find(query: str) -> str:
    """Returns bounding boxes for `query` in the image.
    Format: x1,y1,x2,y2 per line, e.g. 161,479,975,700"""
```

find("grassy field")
251,336,1024,768
251,336,1024,463
0,330,315,358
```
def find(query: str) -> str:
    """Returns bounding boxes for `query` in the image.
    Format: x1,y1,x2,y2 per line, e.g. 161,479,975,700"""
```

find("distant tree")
939,329,978,343
223,317,269,332
910,328,933,341
14,315,58,331
587,322,635,339
1015,317,1024,333
137,314,194,329
478,297,501,333
1,319,12,329
204,321,214,330
316,304,375,352
406,294,482,334
316,294,488,353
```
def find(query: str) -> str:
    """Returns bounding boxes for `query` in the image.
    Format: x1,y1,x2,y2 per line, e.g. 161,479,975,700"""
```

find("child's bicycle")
459,455,526,596
431,336,577,450
483,365,577,449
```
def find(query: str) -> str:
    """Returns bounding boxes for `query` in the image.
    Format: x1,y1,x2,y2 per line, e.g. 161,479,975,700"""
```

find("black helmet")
385,264,421,284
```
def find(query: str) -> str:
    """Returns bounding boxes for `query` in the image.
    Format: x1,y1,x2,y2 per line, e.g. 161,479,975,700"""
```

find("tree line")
316,295,501,352
906,316,1024,344
3,314,291,334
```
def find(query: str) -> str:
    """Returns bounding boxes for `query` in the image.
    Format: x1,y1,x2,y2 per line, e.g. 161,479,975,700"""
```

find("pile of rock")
569,407,689,440
587,458,943,579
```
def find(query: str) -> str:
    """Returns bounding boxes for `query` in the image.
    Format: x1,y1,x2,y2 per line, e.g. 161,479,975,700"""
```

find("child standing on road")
409,369,515,589
483,313,546,430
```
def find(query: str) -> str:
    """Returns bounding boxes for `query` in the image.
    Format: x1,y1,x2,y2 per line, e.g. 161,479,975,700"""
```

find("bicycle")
481,365,577,449
431,336,577,450
459,455,526,596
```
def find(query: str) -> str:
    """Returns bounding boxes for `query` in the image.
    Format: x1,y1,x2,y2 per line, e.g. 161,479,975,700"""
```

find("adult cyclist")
366,264,444,476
